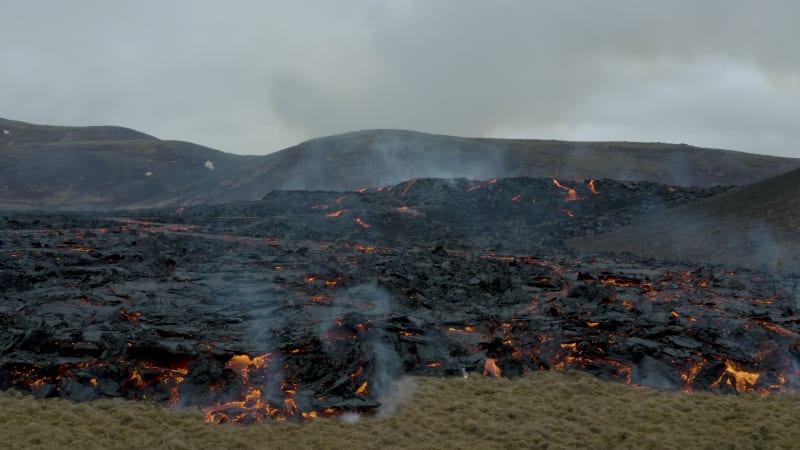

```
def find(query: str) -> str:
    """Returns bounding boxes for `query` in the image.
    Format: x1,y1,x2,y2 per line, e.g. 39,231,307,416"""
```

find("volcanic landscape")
2,120,800,425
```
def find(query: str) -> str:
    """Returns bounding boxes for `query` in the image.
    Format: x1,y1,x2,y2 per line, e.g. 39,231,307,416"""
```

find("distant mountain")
2,119,799,210
569,168,800,273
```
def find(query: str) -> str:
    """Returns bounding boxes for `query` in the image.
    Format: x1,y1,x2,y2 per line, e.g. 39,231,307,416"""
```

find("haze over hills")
570,167,800,274
2,118,800,210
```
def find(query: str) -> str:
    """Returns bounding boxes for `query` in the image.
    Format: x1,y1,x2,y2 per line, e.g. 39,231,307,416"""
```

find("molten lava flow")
124,359,190,407
559,209,575,218
552,178,586,202
355,187,368,193
355,381,369,395
325,209,349,218
754,319,800,338
202,353,318,423
401,179,417,196
6,365,48,390
483,358,502,377
511,194,522,202
588,179,600,194
706,359,768,393
599,275,642,288
354,218,371,228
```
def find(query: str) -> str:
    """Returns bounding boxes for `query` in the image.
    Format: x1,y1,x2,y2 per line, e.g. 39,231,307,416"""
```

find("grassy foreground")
1,371,798,450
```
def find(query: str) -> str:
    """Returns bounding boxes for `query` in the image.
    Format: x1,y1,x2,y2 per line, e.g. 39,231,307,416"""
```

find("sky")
1,1,799,157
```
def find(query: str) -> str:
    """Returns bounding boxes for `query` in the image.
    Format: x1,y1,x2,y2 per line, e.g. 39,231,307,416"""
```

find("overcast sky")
1,1,798,157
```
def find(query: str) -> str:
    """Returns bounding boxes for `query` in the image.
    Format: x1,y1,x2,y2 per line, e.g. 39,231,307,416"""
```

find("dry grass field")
1,370,799,450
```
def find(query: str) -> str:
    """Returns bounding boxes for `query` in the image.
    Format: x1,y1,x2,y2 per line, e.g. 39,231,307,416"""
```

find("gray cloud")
1,1,798,157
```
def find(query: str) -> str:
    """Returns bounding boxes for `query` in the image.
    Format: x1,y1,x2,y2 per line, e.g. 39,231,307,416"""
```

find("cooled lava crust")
2,177,798,423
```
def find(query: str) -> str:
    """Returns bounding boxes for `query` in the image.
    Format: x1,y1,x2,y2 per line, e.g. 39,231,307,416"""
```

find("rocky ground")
2,177,798,423
571,168,800,274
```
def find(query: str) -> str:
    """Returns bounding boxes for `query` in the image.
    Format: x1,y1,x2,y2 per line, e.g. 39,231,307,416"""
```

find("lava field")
1,177,799,423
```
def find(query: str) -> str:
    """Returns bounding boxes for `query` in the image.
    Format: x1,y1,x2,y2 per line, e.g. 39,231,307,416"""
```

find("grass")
1,370,799,449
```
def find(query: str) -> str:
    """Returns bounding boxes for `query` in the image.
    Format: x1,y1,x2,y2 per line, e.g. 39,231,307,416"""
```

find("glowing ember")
447,325,478,333
325,209,349,218
119,310,142,322
588,179,600,194
354,217,371,228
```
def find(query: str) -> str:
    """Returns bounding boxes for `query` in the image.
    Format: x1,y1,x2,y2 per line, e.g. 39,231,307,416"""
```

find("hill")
3,119,799,210
203,130,800,204
569,168,800,273
0,118,254,210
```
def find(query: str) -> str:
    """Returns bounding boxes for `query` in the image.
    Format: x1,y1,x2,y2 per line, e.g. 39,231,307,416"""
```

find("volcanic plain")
2,119,800,448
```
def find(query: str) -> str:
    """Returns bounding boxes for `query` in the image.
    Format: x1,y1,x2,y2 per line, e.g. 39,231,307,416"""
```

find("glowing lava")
401,179,417,196
483,358,502,377
326,209,349,218
552,179,586,202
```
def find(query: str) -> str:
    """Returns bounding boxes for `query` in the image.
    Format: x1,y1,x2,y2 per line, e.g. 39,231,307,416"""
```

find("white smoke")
340,412,361,424
376,376,417,418
144,171,153,177
204,160,215,171
318,282,404,410
2,129,9,135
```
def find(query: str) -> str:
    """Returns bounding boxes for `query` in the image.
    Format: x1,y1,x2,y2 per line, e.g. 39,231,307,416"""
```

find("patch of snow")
204,160,215,171
145,171,153,177
2,129,9,135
